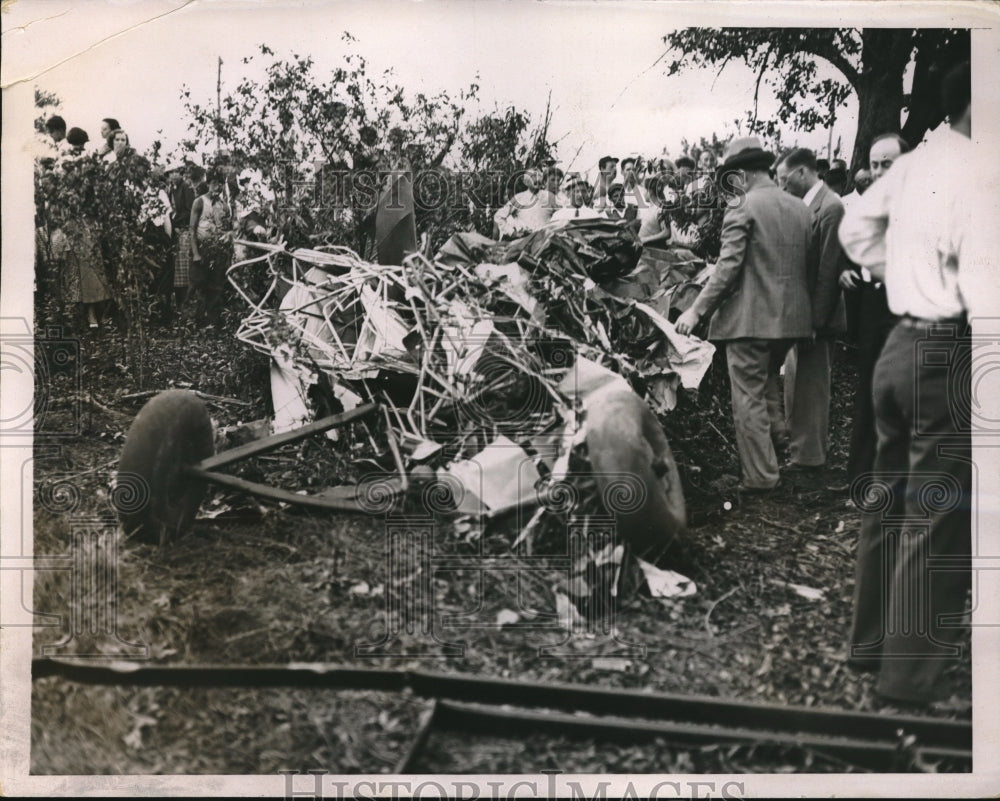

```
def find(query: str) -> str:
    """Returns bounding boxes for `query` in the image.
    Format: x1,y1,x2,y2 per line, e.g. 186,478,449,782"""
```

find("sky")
3,0,863,176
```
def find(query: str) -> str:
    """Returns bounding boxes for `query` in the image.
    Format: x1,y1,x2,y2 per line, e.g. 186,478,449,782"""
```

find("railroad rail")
32,658,971,772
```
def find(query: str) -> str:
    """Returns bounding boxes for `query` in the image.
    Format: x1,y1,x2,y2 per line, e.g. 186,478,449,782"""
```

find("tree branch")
750,44,774,130
801,33,861,87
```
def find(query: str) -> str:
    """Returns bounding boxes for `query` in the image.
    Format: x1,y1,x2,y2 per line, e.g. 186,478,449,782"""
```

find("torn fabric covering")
632,301,716,390
442,436,541,517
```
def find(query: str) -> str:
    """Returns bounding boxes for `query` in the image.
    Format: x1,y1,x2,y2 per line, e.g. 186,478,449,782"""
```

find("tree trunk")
849,30,911,172
851,73,904,172
900,29,971,148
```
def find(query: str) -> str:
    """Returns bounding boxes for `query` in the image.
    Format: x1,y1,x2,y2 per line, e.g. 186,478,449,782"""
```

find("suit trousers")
847,319,971,703
783,336,832,467
725,339,793,489
847,284,895,484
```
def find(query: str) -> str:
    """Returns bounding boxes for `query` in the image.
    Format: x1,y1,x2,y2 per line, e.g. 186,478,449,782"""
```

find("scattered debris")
228,222,715,564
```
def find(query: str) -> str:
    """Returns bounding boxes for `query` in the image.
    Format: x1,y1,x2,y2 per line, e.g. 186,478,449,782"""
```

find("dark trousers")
189,240,229,323
847,284,895,484
726,338,794,489
848,318,971,703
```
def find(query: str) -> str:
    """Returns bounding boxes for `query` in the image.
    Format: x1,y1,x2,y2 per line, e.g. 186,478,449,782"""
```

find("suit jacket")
807,183,848,334
691,182,815,340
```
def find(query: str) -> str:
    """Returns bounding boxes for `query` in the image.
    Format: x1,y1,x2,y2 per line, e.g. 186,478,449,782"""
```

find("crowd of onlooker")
34,114,257,331
32,110,867,338
490,149,866,264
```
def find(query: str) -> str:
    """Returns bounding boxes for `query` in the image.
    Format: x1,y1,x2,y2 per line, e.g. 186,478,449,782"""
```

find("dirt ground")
28,304,972,775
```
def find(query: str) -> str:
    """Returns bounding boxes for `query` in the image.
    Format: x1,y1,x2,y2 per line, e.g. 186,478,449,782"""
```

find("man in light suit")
774,148,848,472
676,138,816,492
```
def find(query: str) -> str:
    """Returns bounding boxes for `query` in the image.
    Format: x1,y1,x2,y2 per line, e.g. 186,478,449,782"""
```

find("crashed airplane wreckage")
117,210,716,590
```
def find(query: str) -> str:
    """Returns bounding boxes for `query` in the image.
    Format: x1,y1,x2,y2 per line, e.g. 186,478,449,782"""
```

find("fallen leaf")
785,582,824,602
755,653,773,677
348,581,370,596
637,557,697,598
496,608,520,627
554,591,583,627
591,657,631,672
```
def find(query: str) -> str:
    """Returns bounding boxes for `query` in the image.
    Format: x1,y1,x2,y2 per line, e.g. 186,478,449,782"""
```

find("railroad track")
33,659,971,772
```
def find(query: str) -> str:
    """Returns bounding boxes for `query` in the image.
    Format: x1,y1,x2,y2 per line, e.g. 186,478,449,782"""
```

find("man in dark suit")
676,138,816,492
774,148,848,472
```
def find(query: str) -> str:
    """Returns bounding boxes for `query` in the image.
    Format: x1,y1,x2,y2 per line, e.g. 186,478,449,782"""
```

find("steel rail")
406,669,970,751
429,700,971,772
32,659,969,755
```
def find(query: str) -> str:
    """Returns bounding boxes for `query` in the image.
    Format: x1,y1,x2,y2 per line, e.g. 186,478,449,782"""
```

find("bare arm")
190,196,204,260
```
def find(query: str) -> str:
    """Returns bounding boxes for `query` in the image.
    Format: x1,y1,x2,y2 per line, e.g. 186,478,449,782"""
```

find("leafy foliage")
663,27,970,169
179,38,557,253
34,88,61,133
35,140,166,386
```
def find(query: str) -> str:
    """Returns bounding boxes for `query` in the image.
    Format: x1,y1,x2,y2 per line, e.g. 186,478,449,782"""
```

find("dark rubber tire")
115,390,214,546
584,387,690,570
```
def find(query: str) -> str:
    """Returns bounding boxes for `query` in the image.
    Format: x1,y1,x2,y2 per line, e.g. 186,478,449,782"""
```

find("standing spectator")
65,128,89,157
838,62,987,705
141,165,177,323
492,168,554,239
685,149,717,199
170,163,200,316
815,158,830,180
189,168,233,324
774,148,848,472
675,137,815,492
673,156,695,189
543,166,566,208
838,133,908,487
636,176,672,247
45,115,68,147
103,129,134,164
619,155,644,220
839,167,873,343
48,199,109,331
824,165,848,196
551,175,603,221
840,168,872,211
97,118,120,156
214,148,241,219
592,156,618,209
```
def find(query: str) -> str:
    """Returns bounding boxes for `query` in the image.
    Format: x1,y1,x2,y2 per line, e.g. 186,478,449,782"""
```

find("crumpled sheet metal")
227,225,714,539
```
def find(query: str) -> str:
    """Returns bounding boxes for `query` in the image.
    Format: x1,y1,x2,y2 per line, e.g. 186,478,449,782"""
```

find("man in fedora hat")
676,137,816,493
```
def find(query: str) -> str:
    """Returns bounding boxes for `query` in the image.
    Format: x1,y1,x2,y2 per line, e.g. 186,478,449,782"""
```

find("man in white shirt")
592,156,618,210
492,168,555,238
839,135,907,487
551,175,603,222
838,61,991,706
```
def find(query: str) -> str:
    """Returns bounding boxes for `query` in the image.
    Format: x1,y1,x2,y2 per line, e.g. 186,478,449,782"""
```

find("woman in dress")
637,176,673,247
49,177,110,330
